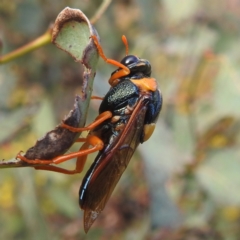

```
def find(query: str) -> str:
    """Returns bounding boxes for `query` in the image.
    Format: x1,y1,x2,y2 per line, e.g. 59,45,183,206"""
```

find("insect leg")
60,110,112,132
16,135,104,174
91,96,104,100
33,165,81,174
91,35,130,85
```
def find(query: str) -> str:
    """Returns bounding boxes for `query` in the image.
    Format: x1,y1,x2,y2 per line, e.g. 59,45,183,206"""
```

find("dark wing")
81,98,148,232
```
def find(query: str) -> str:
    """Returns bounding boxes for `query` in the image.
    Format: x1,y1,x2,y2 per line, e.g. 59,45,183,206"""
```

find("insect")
16,35,162,232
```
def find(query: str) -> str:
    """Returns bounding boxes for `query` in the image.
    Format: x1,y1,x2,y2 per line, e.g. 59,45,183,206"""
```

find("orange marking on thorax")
130,77,157,92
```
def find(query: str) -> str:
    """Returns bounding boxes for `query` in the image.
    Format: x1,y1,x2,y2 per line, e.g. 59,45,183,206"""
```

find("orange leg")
91,96,104,100
34,135,102,174
16,135,104,174
34,165,83,174
60,110,112,133
91,35,130,86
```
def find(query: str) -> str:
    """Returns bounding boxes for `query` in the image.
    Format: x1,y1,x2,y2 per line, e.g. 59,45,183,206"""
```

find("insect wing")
82,100,148,232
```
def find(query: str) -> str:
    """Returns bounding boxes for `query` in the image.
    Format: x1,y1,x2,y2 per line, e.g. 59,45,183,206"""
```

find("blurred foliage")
1,0,240,239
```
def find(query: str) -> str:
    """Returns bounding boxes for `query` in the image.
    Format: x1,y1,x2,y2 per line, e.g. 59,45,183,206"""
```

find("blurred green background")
1,0,240,239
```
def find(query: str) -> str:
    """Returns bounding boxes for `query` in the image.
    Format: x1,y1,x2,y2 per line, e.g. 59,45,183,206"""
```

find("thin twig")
0,27,52,64
90,0,112,24
0,158,42,169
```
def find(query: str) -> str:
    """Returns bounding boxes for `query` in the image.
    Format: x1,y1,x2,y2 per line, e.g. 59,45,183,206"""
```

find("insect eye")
120,55,139,67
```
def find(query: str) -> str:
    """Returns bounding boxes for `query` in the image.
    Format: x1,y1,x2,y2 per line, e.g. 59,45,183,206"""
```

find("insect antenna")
121,35,129,56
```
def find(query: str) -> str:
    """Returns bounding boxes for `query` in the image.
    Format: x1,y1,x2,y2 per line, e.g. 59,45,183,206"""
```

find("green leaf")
52,7,99,127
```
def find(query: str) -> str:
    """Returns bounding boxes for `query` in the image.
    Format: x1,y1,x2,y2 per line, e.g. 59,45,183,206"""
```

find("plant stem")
0,27,52,64
90,0,112,24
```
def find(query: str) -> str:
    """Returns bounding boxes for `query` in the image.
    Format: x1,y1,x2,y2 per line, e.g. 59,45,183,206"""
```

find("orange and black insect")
17,35,162,232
